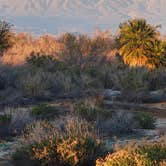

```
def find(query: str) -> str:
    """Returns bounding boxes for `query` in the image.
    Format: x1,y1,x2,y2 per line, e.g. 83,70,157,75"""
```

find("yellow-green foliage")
137,141,166,164
96,139,166,166
13,117,102,166
96,150,152,166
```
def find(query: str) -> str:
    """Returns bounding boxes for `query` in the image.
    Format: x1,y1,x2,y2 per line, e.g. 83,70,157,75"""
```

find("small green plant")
0,114,12,137
74,100,112,123
136,140,166,164
134,112,156,129
0,114,11,124
30,104,59,120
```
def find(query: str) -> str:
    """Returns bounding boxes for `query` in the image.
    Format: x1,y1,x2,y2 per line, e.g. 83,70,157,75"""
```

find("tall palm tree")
118,19,164,68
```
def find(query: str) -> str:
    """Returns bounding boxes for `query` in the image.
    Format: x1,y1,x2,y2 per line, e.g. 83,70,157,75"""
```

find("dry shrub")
96,138,166,166
0,107,32,137
96,150,152,166
18,70,48,97
2,31,116,66
98,111,137,136
74,99,137,136
112,67,148,92
22,120,58,145
2,33,63,65
14,116,102,166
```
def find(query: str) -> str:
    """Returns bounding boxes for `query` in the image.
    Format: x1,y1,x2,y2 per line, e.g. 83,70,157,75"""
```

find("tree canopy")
118,19,166,69
0,20,14,56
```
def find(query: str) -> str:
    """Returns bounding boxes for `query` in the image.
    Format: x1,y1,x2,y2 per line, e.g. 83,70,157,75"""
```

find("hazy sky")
0,0,166,35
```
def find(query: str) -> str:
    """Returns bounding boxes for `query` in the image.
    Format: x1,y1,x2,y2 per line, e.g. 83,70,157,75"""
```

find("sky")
0,0,166,35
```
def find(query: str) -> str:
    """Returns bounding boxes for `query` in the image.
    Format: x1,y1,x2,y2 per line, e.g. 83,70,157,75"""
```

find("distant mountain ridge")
0,0,166,34
0,0,166,18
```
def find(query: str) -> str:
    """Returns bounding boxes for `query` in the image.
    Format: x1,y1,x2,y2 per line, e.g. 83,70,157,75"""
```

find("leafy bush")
0,114,11,124
12,146,40,166
30,104,59,120
13,117,103,166
57,117,102,166
96,139,166,166
73,100,136,136
26,53,55,68
147,68,166,90
112,67,148,92
96,150,152,166
0,107,32,138
134,112,156,129
0,114,12,137
74,101,112,122
18,69,48,97
99,111,137,135
137,141,166,164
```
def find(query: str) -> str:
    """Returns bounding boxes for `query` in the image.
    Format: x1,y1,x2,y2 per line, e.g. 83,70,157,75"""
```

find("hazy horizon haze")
0,0,166,35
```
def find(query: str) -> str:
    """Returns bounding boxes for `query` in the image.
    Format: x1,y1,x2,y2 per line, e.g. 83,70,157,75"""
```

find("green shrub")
13,117,103,166
147,67,166,90
0,108,32,138
74,102,112,122
0,114,11,124
73,101,136,136
134,112,156,129
102,111,136,135
112,67,148,92
0,114,12,137
96,139,166,166
96,150,153,166
137,142,166,164
19,70,48,97
12,145,40,166
30,104,59,120
26,53,55,68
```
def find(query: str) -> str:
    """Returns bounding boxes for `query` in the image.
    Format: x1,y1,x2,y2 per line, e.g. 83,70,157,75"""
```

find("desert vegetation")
0,19,166,165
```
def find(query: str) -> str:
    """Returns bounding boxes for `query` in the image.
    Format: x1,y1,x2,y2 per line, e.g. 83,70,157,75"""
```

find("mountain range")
0,0,166,34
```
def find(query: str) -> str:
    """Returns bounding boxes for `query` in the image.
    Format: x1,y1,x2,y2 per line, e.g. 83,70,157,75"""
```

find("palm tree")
146,40,166,68
118,19,164,68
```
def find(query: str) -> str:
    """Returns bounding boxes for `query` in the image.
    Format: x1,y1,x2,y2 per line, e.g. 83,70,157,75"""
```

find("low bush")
137,140,166,164
0,114,12,137
74,101,112,122
74,100,136,136
96,150,152,166
0,114,11,124
30,104,60,120
96,138,166,166
111,67,148,92
13,117,103,166
18,70,48,97
99,111,137,136
134,112,156,129
0,107,32,138
26,53,56,70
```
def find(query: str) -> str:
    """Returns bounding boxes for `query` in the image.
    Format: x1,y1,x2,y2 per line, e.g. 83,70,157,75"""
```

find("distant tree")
118,19,165,68
0,20,14,56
